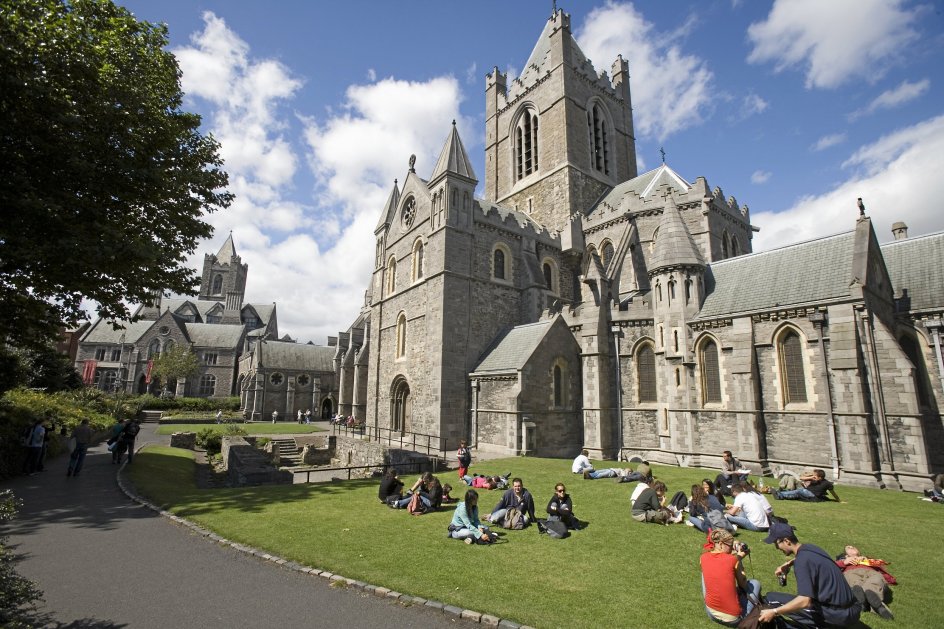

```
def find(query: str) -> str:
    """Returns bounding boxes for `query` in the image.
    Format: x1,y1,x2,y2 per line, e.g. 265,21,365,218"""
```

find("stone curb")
115,449,524,627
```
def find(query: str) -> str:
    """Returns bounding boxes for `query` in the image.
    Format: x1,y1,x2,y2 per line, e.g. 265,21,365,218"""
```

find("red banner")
82,360,97,385
145,359,154,385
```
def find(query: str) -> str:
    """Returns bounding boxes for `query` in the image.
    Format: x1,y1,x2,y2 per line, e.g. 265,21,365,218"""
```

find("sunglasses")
556,488,566,493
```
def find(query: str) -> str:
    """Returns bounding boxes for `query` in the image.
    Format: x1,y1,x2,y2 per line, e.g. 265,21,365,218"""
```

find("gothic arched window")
588,102,610,175
700,339,722,404
396,313,407,358
778,329,808,405
211,274,223,295
386,256,397,295
493,245,511,281
412,240,424,281
553,364,562,406
722,232,731,259
637,342,657,403
514,107,539,181
601,241,615,270
543,263,553,291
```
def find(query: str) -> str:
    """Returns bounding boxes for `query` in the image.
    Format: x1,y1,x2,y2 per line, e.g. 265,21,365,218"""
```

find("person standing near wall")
67,419,93,477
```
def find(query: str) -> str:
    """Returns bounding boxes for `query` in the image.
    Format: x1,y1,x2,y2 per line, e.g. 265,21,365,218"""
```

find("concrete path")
2,424,471,628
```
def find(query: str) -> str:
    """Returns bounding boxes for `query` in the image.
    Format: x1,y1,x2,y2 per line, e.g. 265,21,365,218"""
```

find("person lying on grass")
835,544,896,620
448,489,495,544
775,468,842,502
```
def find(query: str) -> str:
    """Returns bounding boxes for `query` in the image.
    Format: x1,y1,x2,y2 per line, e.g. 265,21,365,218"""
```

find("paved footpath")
2,424,472,628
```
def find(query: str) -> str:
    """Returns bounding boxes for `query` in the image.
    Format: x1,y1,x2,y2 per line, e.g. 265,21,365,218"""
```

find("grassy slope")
131,448,944,628
154,424,323,435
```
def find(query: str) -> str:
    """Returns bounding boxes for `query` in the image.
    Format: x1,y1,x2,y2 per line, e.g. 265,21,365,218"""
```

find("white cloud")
850,78,930,120
576,2,713,140
747,0,920,89
811,133,846,152
752,115,944,251
465,61,478,84
367,68,377,82
751,170,772,184
742,92,769,117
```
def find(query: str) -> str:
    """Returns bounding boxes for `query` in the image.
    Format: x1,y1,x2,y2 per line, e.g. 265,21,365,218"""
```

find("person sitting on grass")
737,481,774,519
775,468,841,502
632,480,677,525
378,468,404,504
447,489,495,544
835,545,896,620
700,528,762,626
486,477,535,527
572,449,593,475
702,478,727,507
546,483,581,529
724,484,769,532
392,472,436,509
687,484,728,533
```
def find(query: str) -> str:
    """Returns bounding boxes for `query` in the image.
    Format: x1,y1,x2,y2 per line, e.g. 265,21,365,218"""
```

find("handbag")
67,437,77,453
737,604,776,629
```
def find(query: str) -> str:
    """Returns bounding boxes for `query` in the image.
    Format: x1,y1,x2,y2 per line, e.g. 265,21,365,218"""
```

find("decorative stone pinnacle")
857,197,866,217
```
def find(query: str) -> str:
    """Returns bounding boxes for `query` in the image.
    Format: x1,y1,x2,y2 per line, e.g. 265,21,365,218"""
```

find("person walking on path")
22,419,45,475
66,419,93,477
115,419,141,465
109,418,126,464
271,410,278,424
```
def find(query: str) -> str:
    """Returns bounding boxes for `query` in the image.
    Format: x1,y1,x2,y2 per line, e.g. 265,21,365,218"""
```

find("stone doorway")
321,397,333,419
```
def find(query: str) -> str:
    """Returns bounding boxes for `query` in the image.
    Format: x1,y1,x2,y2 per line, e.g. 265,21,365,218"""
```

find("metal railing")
331,424,452,456
292,460,434,484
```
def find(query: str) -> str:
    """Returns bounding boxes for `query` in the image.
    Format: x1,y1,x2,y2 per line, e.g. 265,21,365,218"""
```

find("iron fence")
331,424,453,456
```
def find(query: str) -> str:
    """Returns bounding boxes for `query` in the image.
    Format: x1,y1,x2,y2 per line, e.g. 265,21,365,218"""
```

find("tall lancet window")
514,107,539,181
588,103,610,175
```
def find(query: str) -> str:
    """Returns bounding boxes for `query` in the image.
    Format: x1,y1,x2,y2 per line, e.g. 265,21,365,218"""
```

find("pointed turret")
429,121,477,185
649,192,705,274
375,179,400,233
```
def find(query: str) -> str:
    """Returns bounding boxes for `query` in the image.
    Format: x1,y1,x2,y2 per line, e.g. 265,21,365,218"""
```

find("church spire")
216,231,237,260
429,121,477,185
375,178,400,233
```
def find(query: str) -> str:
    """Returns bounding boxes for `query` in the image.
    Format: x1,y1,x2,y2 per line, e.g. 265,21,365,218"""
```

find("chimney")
891,221,908,241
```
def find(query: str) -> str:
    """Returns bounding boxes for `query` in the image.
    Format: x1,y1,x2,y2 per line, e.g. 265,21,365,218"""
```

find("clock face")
401,197,416,228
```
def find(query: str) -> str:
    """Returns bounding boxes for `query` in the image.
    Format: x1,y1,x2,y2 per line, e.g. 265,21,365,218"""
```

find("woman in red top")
700,528,762,626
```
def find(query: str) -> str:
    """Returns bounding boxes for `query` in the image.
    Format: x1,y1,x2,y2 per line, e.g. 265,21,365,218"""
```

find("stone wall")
221,436,292,486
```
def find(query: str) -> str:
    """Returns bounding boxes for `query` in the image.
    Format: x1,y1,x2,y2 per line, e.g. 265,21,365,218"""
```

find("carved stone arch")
773,322,810,407
411,237,425,282
541,256,559,294
390,375,411,433
694,332,723,405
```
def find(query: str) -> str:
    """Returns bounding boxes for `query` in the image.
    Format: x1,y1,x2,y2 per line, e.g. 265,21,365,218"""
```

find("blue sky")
118,0,944,343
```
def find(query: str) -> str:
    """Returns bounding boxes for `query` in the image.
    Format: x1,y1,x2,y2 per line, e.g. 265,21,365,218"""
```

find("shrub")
195,424,247,456
0,490,42,627
136,395,240,412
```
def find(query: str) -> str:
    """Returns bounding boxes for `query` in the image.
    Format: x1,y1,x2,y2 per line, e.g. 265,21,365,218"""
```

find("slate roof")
589,164,692,216
881,231,944,312
81,319,155,344
696,231,857,320
472,320,553,373
184,323,245,348
261,341,336,372
429,122,476,183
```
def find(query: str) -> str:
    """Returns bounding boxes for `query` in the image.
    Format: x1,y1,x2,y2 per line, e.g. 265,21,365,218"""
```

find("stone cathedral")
333,9,942,489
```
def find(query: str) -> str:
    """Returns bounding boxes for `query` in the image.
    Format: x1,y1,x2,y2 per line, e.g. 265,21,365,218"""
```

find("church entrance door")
392,378,411,434
321,398,333,419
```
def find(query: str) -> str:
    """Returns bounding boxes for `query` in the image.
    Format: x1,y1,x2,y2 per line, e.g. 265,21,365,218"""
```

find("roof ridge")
716,229,854,264
880,229,944,248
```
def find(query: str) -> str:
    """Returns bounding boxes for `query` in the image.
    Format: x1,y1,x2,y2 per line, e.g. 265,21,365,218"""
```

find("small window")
412,240,424,281
637,343,657,403
102,371,118,391
204,352,218,365
685,279,693,304
148,339,161,358
199,374,217,396
95,347,107,361
270,372,284,386
297,374,310,387
493,246,510,281
673,330,679,352
242,313,260,329
543,263,553,291
159,325,170,335
387,256,397,294
701,339,722,404
779,330,807,405
206,314,222,324
110,349,121,361
668,280,676,304
588,102,610,175
601,241,615,270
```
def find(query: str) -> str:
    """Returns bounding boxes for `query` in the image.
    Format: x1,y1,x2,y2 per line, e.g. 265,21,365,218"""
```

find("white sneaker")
685,519,695,527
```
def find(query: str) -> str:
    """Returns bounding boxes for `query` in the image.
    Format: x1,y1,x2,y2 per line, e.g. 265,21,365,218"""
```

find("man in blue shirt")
760,522,861,627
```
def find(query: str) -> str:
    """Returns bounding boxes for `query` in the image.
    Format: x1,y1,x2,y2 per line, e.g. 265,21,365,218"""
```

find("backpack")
545,519,569,539
385,493,402,508
503,507,525,530
124,423,140,439
707,510,735,532
669,490,688,511
407,492,427,515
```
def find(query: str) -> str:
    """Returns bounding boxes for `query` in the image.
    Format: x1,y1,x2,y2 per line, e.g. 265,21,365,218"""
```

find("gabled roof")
261,341,337,372
696,231,857,320
216,232,236,259
649,194,704,272
184,323,245,349
429,122,476,184
81,319,155,344
881,231,944,312
242,303,275,324
472,320,554,373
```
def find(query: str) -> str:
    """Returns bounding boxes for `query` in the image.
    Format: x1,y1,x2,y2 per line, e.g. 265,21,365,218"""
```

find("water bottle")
759,478,765,490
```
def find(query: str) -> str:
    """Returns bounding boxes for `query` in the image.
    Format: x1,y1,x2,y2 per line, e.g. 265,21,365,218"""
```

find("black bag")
384,493,402,508
545,518,569,539
669,490,688,511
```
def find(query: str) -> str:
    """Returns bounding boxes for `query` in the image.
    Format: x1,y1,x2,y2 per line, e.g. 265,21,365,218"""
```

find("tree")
0,0,233,350
150,345,200,395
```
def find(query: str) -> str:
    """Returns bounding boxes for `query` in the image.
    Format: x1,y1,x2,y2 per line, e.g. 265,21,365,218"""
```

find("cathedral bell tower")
199,232,248,303
484,7,637,239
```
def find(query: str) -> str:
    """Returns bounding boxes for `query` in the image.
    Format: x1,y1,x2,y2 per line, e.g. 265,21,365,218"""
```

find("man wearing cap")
759,522,861,627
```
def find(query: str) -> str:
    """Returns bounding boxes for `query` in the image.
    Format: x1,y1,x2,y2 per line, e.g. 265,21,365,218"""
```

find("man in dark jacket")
486,477,535,526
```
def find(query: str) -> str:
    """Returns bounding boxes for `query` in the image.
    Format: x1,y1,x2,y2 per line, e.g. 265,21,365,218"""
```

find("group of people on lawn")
576,447,895,626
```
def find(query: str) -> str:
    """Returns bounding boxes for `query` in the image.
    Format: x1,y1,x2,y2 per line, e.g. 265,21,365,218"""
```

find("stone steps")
270,438,302,466
139,410,162,423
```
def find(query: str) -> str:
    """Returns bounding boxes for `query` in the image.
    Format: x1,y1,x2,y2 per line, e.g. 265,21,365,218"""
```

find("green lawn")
130,447,944,628
155,423,323,435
